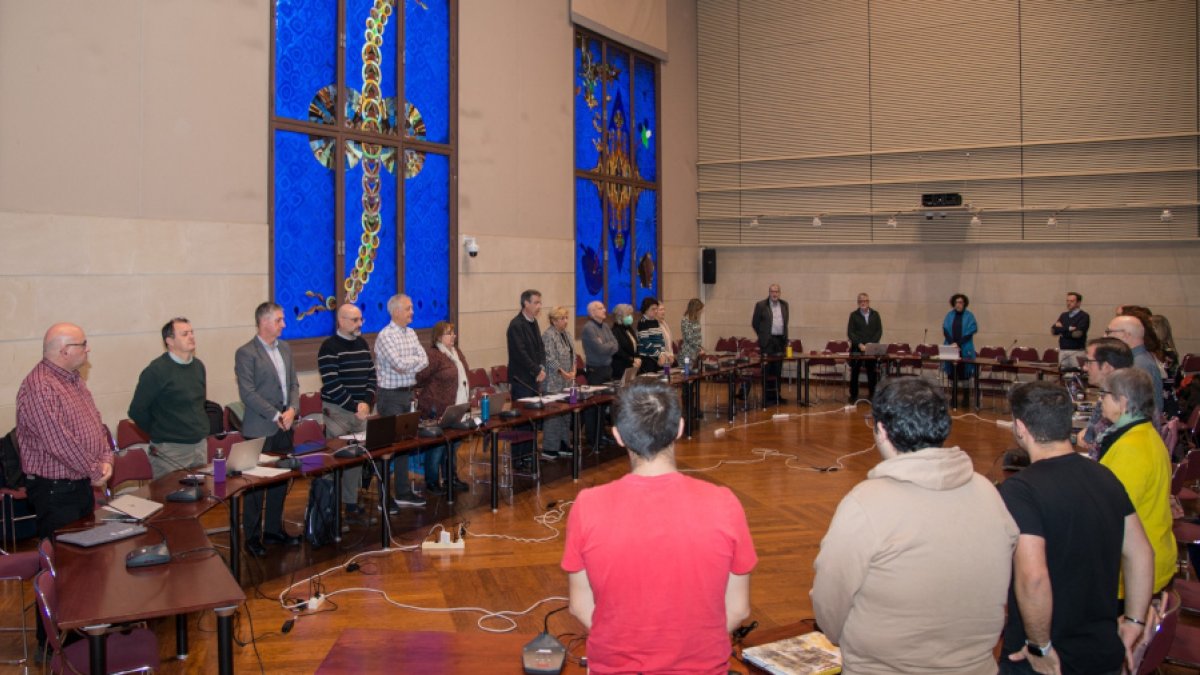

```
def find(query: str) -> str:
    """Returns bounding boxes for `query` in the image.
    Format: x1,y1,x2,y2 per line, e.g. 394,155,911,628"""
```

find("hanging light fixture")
969,214,981,227
812,215,823,228
1161,209,1173,222
886,215,898,228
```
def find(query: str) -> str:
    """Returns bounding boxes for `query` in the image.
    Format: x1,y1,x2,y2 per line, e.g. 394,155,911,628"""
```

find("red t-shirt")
561,471,757,674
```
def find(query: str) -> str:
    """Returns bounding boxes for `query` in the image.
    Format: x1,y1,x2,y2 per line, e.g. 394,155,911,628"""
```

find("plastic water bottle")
480,393,490,422
683,356,692,377
663,364,671,379
213,449,226,484
569,383,579,405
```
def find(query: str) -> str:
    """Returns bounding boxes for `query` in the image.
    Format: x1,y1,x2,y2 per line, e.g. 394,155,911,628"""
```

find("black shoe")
263,531,300,546
393,493,428,508
426,482,447,495
539,449,560,461
451,478,470,492
246,540,268,558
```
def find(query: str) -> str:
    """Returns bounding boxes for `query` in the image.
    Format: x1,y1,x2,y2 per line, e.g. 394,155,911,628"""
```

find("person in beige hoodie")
812,377,1019,674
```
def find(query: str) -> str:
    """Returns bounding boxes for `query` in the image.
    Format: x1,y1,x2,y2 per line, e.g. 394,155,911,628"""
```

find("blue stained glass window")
574,37,603,172
633,189,658,308
633,58,657,183
576,178,604,311
405,0,450,144
275,0,337,124
574,28,659,316
345,0,399,136
404,152,450,329
343,141,399,334
275,130,336,340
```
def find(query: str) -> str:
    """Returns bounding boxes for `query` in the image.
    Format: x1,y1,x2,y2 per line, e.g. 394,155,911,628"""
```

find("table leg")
446,442,455,504
175,614,188,659
215,605,237,675
802,359,811,407
333,469,343,543
380,456,391,550
761,360,768,410
84,624,109,675
490,428,499,512
683,379,693,439
228,494,241,584
571,410,581,481
727,369,735,423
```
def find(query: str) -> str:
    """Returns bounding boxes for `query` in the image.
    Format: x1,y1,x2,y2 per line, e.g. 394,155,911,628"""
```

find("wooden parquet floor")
4,388,1188,673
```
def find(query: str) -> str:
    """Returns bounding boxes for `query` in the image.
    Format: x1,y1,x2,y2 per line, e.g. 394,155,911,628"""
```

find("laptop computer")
937,344,961,361
200,436,266,474
363,414,398,450
394,411,421,441
57,522,147,548
102,494,164,522
439,402,473,429
861,343,889,356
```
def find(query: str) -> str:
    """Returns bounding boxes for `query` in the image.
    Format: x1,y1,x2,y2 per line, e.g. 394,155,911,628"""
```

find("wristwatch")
1025,639,1053,657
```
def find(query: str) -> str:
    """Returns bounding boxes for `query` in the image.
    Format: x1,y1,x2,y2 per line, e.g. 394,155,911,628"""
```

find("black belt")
27,475,88,486
383,386,414,392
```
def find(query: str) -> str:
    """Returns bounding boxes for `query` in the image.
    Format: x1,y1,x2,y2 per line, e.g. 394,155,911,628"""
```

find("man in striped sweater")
319,303,377,518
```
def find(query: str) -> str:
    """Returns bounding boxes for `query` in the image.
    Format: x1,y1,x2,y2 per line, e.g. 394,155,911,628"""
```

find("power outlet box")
422,530,465,551
309,594,324,611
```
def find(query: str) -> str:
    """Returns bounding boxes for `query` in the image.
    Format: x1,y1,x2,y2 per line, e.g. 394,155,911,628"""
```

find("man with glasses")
1051,292,1090,368
847,292,882,403
129,317,211,478
751,283,789,405
1105,315,1163,419
1078,337,1133,458
17,323,113,539
374,294,428,510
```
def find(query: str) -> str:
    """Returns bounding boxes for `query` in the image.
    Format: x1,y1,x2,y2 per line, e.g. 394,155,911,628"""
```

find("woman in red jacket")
415,321,470,494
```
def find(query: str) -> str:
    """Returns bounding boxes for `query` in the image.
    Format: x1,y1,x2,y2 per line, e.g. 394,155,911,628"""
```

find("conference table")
53,514,245,674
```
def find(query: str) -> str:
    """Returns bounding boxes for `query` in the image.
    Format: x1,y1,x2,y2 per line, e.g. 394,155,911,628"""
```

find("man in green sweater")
128,317,210,478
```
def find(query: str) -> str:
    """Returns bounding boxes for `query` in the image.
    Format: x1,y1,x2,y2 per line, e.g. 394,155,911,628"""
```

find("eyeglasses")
1076,357,1093,366
863,413,876,430
65,341,88,349
1104,328,1125,336
1098,389,1112,398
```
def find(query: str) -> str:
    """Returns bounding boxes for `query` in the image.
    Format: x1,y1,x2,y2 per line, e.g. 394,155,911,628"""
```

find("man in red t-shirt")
562,380,757,674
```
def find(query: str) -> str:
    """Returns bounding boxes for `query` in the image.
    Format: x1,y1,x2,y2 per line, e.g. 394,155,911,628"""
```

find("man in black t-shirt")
999,382,1153,675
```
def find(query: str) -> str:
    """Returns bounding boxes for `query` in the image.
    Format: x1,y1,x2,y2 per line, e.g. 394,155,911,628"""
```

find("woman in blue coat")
942,293,977,407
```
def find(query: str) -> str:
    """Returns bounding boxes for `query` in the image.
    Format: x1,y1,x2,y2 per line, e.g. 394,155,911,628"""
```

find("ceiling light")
749,217,759,228
1161,209,1173,222
812,215,823,228
886,215,898,228
1047,216,1058,228
969,214,981,227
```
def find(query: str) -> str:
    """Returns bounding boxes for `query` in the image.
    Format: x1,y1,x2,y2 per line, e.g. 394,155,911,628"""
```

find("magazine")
742,631,842,675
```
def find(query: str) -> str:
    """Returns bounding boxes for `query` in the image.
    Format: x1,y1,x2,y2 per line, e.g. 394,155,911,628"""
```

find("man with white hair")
580,300,618,445
1106,314,1163,418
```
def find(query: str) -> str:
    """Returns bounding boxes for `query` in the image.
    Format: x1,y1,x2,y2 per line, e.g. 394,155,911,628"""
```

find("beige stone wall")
701,242,1200,357
0,0,699,432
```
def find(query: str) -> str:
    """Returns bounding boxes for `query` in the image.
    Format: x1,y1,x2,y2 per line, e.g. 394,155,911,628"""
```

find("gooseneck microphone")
510,375,547,410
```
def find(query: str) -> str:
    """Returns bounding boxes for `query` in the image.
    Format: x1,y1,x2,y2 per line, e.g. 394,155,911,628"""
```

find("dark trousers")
584,365,611,444
849,355,878,401
243,429,292,541
763,335,786,400
29,475,93,645
377,387,420,496
510,376,539,460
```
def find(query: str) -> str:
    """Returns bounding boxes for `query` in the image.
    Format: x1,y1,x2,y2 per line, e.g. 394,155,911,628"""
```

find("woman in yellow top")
1097,367,1176,594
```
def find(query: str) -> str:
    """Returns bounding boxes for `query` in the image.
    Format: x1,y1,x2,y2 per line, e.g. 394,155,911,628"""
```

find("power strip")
422,530,465,551
771,413,790,421
308,594,324,611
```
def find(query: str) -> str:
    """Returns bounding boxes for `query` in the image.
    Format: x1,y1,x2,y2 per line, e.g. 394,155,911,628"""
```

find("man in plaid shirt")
16,323,113,539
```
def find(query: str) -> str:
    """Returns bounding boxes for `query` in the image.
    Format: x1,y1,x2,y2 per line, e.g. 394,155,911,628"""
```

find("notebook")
861,343,889,356
101,494,163,522
200,436,266,474
57,522,147,548
937,344,961,361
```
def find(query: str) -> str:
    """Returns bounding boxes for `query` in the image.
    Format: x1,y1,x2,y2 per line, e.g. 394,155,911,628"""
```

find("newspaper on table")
741,631,842,675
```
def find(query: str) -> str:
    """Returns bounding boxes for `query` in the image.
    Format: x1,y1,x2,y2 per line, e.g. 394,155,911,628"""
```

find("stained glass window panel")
344,0,399,136
606,186,633,309
574,35,604,172
343,141,399,334
633,57,657,183
605,45,632,179
404,152,450,329
633,188,658,308
576,178,604,310
405,0,450,144
274,0,337,125
275,130,336,340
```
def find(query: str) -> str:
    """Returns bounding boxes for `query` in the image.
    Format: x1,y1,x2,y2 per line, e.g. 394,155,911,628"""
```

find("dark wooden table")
53,517,245,674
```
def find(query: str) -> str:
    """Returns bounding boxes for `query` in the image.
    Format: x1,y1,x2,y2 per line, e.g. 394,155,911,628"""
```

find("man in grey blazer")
234,302,301,556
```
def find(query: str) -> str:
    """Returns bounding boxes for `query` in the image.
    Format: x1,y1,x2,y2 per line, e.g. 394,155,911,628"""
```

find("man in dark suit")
751,283,789,404
847,293,883,402
506,289,545,468
234,301,301,557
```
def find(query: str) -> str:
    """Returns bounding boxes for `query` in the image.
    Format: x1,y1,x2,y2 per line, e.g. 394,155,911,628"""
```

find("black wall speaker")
702,249,717,284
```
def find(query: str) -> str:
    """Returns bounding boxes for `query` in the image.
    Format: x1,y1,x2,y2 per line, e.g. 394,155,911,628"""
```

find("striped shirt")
318,333,377,412
375,321,429,389
16,359,113,481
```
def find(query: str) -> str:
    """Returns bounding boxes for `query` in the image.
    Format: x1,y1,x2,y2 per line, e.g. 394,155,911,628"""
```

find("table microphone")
521,632,566,675
150,445,207,502
510,375,546,409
